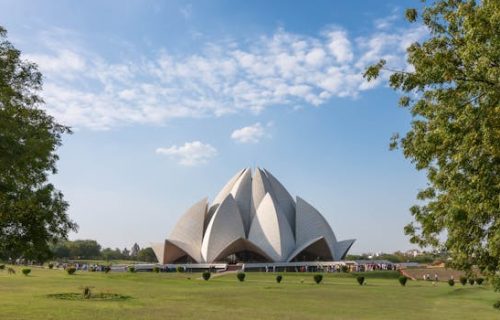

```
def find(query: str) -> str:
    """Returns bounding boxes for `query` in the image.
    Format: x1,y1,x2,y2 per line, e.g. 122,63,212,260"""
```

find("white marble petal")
248,193,295,262
205,169,245,232
286,236,334,261
264,169,296,234
333,239,356,260
250,168,273,223
230,168,253,235
168,197,207,262
151,241,166,264
201,194,246,262
212,169,245,206
295,196,337,257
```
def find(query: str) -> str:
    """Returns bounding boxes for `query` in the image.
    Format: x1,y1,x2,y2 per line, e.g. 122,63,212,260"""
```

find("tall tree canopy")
0,26,77,261
365,0,499,288
136,247,158,263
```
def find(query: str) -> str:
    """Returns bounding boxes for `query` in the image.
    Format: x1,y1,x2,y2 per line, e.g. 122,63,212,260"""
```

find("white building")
153,168,355,264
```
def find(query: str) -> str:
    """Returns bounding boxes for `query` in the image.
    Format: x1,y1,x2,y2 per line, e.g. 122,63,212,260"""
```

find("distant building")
404,249,422,257
152,168,355,264
353,260,396,271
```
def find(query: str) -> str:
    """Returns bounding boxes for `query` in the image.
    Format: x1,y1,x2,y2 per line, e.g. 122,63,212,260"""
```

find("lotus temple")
152,168,355,265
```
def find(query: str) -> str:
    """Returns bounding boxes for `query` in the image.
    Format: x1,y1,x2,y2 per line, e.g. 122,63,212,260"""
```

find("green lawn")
1,266,498,320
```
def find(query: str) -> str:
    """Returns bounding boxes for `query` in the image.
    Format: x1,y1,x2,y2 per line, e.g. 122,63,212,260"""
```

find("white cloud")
231,123,266,143
24,17,427,130
305,47,326,66
180,4,193,19
374,12,400,30
26,49,85,75
325,29,353,63
156,141,217,166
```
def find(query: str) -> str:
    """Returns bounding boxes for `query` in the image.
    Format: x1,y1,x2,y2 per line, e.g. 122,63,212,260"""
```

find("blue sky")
1,0,428,253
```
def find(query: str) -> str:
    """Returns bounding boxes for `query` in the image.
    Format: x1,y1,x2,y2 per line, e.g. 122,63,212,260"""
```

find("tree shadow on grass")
446,287,489,296
47,292,132,301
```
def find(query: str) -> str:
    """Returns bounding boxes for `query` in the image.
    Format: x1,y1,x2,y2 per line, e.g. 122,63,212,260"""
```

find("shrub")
202,271,211,281
152,266,160,273
83,286,92,299
448,279,455,286
341,265,349,273
459,276,467,285
128,266,135,273
494,300,500,310
357,276,365,286
468,278,475,285
22,268,31,276
313,274,323,284
398,276,408,286
237,272,246,282
176,266,184,273
66,267,76,275
48,263,54,269
476,278,484,285
104,266,111,273
276,275,283,283
0,264,5,270
7,267,16,274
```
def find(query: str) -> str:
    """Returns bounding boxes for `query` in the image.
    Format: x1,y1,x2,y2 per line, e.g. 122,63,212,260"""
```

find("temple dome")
153,168,355,264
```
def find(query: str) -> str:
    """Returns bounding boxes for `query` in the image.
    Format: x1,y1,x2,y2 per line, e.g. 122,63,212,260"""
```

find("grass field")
1,266,498,320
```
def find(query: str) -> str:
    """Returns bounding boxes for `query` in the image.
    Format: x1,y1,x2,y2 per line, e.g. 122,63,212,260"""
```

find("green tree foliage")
0,26,77,261
51,240,101,259
276,275,283,283
130,243,140,258
236,272,246,282
399,276,408,287
67,240,101,259
50,242,71,259
51,241,157,262
122,248,130,258
364,0,499,289
202,271,211,281
100,247,127,261
345,250,445,264
136,247,158,263
313,274,323,284
494,300,500,310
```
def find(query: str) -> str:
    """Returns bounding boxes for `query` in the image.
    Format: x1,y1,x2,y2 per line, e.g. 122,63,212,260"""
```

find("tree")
130,243,140,258
122,248,130,258
101,247,126,261
364,0,499,290
136,247,158,263
50,242,71,259
50,240,101,260
0,26,77,261
67,240,101,259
